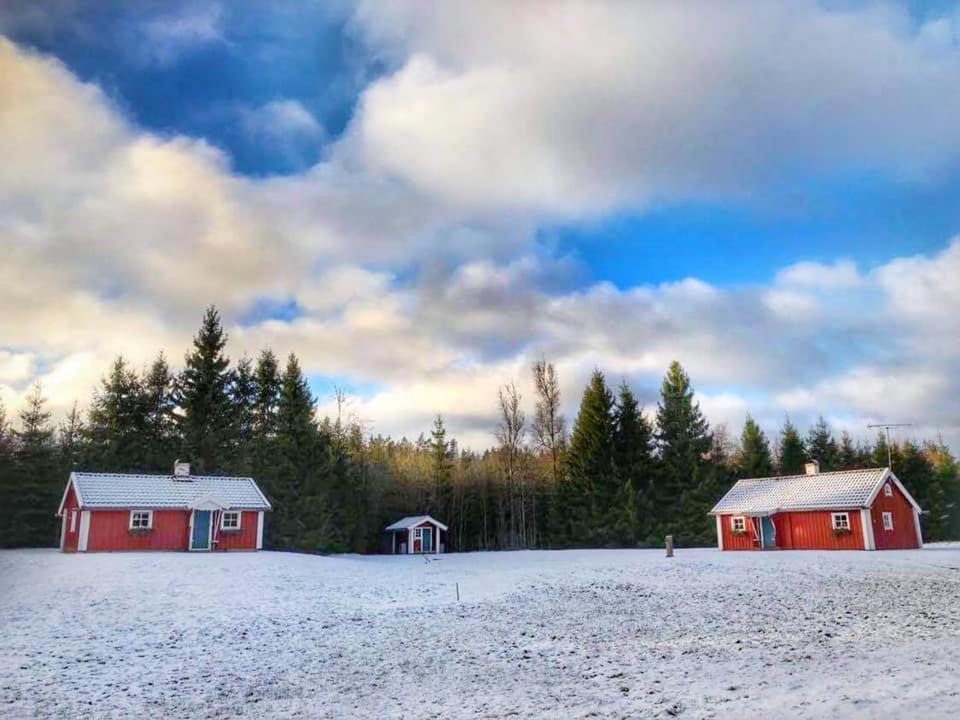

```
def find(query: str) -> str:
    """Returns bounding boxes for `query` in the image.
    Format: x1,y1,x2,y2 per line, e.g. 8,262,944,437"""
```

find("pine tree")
836,430,865,470
430,415,454,517
561,370,616,545
177,306,232,473
142,352,177,471
777,417,807,475
612,382,655,544
655,361,711,539
254,349,282,440
805,416,838,471
737,415,773,478
85,356,146,471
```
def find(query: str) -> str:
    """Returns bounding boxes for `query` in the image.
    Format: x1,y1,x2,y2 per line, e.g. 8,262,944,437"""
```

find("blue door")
421,527,433,553
192,510,211,550
761,516,777,549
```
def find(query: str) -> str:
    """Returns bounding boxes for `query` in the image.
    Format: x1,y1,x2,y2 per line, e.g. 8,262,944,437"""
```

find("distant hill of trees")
1,307,958,550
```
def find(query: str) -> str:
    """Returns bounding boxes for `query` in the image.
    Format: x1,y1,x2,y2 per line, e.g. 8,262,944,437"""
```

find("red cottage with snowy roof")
710,462,923,551
57,463,271,553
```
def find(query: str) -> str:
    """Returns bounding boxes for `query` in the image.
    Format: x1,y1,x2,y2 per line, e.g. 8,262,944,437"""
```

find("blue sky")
1,1,960,449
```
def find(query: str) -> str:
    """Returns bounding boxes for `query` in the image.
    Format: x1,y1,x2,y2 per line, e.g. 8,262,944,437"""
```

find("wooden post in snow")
456,582,460,602
665,535,674,558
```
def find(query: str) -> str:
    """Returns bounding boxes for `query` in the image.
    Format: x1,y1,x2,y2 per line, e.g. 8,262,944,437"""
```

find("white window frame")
884,483,893,497
129,510,153,530
831,512,850,531
882,511,894,531
414,528,423,539
69,511,77,533
221,511,242,531
730,516,746,533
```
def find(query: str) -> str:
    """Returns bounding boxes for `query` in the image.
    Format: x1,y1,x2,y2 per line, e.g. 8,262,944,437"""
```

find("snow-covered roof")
60,472,271,514
385,515,448,531
710,467,921,515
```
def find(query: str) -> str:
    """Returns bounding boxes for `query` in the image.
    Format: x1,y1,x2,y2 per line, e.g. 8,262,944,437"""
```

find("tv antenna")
866,423,913,469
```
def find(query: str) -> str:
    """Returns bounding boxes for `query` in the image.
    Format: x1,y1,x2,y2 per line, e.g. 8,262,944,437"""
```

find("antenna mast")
866,423,913,469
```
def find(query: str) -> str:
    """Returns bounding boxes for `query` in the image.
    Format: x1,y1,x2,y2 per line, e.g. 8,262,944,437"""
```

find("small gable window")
221,511,241,531
884,483,893,497
730,516,746,533
129,510,153,530
831,512,850,531
882,512,894,531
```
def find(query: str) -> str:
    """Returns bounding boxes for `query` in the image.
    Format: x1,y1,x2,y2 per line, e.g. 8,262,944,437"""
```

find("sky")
1,0,959,452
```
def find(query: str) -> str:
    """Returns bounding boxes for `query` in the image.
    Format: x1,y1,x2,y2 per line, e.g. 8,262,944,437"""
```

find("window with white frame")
414,528,423,539
69,511,77,533
882,512,894,531
221,511,241,530
884,483,893,497
730,516,746,533
831,512,850,531
129,510,153,530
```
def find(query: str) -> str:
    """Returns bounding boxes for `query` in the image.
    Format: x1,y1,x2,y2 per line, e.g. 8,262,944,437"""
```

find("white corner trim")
715,516,724,551
256,511,264,550
860,508,875,550
913,508,924,548
78,511,91,552
59,514,67,550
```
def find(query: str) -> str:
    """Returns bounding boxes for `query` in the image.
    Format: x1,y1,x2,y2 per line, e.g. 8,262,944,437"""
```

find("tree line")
1,307,958,550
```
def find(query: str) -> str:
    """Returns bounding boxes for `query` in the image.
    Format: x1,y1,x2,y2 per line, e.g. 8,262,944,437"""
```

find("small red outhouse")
57,464,271,553
710,464,923,551
384,515,448,554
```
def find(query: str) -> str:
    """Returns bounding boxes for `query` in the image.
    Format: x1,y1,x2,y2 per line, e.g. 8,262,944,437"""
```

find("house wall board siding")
870,481,921,549
87,510,189,551
780,510,865,550
215,511,259,551
718,515,756,551
61,484,80,552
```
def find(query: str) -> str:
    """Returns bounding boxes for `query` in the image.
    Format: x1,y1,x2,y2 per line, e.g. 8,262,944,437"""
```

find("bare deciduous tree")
496,382,527,547
532,359,566,487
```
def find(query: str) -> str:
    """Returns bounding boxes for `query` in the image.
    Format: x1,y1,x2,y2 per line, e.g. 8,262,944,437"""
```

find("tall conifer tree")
177,306,232,473
777,417,807,475
612,382,655,544
737,415,773,478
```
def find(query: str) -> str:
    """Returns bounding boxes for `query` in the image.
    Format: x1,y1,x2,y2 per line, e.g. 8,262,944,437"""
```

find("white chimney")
173,461,191,479
804,460,820,476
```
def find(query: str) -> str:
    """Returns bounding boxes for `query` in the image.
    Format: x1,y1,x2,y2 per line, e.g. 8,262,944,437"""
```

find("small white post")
456,582,460,602
665,534,674,558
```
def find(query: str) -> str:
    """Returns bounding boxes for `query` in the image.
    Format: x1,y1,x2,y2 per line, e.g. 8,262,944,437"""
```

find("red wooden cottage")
57,464,271,553
710,463,923,551
384,515,448,554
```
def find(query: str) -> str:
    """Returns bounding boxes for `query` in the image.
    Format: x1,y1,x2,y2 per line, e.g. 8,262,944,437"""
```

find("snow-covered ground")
1,547,959,719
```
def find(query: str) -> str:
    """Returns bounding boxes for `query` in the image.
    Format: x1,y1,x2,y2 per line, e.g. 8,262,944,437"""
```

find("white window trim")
221,510,242,531
882,511,894,531
831,512,850,530
129,510,154,530
884,483,893,497
414,528,423,539
69,511,77,533
730,516,746,533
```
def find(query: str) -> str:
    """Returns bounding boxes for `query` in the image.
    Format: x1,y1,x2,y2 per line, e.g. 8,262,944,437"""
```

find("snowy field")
1,547,959,719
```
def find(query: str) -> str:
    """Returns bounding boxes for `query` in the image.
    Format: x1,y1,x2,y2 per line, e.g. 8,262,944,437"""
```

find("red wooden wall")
61,484,80,552
870,481,920,549
87,510,190,551
776,510,865,550
215,511,259,551
717,515,757,550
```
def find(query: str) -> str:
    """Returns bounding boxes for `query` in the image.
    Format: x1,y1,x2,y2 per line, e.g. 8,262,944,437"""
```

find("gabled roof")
710,467,921,515
58,472,271,515
385,515,448,531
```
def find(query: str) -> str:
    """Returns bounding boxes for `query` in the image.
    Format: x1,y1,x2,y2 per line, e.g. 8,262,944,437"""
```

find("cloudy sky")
1,0,959,450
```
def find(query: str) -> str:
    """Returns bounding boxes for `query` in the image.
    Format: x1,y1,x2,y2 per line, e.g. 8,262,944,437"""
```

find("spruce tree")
655,361,711,539
228,355,257,475
612,382,655,544
777,417,807,475
430,415,454,517
58,402,86,470
85,356,146,471
177,306,232,473
561,370,616,545
7,384,59,546
737,415,773,478
836,430,865,469
805,416,838,471
142,352,177,471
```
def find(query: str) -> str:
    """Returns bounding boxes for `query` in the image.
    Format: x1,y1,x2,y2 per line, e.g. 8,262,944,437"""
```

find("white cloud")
138,3,226,66
346,0,960,216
